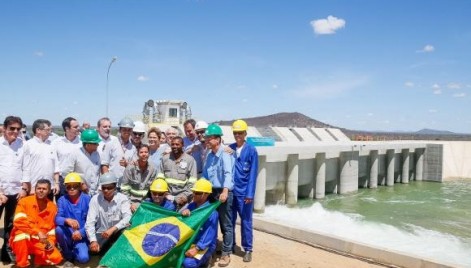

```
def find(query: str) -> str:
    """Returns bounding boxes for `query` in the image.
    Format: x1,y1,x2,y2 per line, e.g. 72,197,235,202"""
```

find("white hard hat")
133,121,146,133
195,121,208,131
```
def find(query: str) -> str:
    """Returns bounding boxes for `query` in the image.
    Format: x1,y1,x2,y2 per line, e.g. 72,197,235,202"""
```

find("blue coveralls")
54,192,91,263
229,142,258,252
183,201,219,268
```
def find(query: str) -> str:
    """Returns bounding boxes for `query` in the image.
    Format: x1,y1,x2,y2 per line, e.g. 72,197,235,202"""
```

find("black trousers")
0,194,19,262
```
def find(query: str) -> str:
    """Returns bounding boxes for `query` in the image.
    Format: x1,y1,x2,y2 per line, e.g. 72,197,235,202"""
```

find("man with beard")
159,136,197,209
96,117,118,159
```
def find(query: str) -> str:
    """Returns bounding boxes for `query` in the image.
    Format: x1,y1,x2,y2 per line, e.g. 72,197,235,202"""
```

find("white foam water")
258,203,471,267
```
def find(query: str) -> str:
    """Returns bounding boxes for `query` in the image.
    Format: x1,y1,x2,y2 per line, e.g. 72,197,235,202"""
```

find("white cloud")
137,75,149,82
428,109,437,113
34,51,44,57
417,45,435,53
431,83,440,89
453,93,466,98
404,81,415,87
433,89,442,95
447,83,461,89
310,15,346,35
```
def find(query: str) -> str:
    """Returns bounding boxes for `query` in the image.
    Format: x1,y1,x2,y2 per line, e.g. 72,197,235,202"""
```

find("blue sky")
1,1,470,133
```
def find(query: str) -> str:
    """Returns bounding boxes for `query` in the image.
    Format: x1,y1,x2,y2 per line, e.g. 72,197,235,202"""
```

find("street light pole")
106,56,118,117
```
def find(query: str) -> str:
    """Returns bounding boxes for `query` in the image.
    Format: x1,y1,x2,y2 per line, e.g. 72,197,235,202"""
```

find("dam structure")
218,125,443,213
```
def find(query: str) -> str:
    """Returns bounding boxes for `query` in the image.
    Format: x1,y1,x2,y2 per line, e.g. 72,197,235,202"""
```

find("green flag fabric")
99,201,220,268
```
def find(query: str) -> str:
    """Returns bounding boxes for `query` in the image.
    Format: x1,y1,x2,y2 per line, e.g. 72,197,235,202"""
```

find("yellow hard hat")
150,179,169,192
64,173,82,184
191,178,212,193
232,119,248,132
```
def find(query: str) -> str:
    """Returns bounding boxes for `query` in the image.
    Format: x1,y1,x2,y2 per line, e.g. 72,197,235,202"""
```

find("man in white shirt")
85,173,131,256
62,129,102,196
52,117,82,199
22,119,60,200
101,117,136,188
0,116,29,263
96,117,118,159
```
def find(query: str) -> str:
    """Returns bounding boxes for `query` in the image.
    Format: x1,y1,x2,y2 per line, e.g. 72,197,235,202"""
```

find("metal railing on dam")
253,141,443,213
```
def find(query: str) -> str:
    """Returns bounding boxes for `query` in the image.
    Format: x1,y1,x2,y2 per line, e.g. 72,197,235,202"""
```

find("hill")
215,112,333,128
215,112,471,141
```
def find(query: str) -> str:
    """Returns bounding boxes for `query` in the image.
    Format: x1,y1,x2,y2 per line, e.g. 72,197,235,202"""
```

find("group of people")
0,115,258,268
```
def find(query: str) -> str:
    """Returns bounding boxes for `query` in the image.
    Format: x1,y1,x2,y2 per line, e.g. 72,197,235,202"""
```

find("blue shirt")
183,137,204,174
229,142,259,198
186,201,218,252
149,144,168,173
55,192,91,239
203,146,234,190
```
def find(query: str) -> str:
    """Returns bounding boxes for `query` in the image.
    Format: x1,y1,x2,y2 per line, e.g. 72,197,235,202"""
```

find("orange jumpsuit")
9,195,63,267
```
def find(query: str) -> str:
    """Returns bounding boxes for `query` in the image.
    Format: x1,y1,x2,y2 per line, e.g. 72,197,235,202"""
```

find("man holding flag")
181,179,218,268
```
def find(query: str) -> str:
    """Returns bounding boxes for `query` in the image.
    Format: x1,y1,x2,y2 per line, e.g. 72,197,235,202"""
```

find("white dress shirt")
22,136,59,188
0,137,23,195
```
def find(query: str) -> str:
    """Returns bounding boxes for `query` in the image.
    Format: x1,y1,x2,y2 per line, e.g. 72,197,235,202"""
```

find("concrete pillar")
386,149,395,186
286,154,299,205
254,155,266,213
369,150,378,188
339,151,359,194
415,148,424,181
402,149,410,184
315,153,326,199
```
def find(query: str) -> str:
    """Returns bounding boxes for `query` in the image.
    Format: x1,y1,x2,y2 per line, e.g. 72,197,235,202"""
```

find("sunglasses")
193,192,205,196
196,131,205,135
66,184,81,190
133,132,144,137
151,191,165,196
8,127,21,131
101,185,116,191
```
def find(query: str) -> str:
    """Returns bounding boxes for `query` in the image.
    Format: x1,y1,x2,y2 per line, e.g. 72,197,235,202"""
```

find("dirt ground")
0,216,385,268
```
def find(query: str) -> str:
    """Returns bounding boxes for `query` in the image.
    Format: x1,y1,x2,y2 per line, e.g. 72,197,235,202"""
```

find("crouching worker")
85,173,131,256
181,179,218,268
10,179,63,267
144,178,176,211
55,173,91,267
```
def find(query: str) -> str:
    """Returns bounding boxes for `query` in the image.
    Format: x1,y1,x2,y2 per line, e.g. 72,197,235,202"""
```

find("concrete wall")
254,142,433,212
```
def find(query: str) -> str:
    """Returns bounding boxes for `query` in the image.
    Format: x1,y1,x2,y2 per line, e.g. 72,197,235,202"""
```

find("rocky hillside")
215,112,333,128
215,112,471,141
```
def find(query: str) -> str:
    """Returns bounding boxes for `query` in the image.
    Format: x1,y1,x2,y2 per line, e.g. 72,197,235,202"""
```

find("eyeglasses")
66,184,81,190
196,131,205,135
151,191,165,196
133,132,144,137
193,192,205,196
8,127,21,132
101,185,116,191
40,128,52,132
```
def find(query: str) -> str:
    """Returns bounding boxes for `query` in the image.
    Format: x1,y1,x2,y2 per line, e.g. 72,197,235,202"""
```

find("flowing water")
259,179,471,267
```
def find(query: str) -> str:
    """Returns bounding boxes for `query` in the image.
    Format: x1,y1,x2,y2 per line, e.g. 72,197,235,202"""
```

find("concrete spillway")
252,141,442,213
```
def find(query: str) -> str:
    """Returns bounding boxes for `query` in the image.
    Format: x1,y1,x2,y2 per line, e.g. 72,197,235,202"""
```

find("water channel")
260,179,471,267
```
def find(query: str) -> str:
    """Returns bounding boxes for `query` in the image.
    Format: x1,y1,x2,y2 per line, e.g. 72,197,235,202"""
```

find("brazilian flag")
100,201,220,268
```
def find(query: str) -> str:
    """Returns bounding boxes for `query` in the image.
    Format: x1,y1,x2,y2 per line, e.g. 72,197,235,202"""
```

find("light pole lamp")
106,56,118,117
